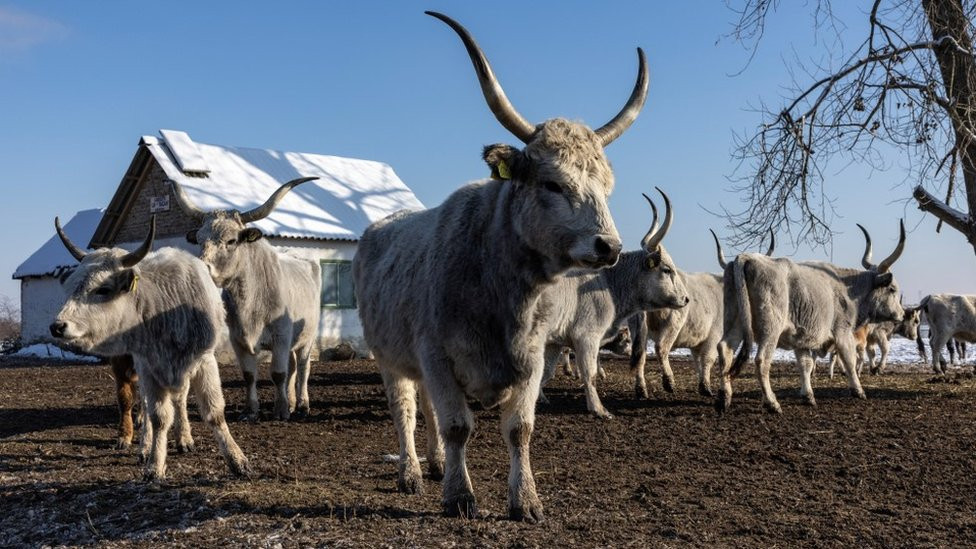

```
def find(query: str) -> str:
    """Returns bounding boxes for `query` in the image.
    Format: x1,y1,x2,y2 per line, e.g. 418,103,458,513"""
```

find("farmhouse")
13,129,423,354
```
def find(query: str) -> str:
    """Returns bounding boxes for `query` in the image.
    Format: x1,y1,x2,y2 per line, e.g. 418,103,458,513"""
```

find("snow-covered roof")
144,130,424,241
13,209,103,279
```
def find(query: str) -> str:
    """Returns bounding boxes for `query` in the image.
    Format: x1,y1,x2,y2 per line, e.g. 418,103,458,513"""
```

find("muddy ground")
1,355,975,548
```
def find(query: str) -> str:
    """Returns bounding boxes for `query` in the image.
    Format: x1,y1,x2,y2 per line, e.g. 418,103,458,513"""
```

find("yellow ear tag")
129,274,139,293
497,160,511,180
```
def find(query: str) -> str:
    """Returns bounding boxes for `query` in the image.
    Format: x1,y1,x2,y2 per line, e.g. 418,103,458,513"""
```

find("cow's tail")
916,295,931,362
729,258,753,379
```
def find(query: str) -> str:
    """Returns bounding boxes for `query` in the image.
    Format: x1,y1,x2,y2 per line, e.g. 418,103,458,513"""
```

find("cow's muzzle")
49,321,68,339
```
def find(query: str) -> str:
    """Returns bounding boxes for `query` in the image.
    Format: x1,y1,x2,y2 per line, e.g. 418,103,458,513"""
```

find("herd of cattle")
40,12,976,523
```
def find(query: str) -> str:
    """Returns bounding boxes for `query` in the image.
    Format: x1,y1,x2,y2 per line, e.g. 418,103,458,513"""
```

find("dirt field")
2,355,975,548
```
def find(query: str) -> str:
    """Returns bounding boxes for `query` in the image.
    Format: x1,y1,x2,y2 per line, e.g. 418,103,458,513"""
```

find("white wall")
19,277,64,344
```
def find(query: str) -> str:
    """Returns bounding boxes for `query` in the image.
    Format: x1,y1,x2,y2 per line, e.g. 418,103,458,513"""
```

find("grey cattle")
626,228,775,399
540,190,689,418
174,177,323,421
353,11,648,522
50,217,249,480
715,221,907,413
862,306,921,374
916,294,976,374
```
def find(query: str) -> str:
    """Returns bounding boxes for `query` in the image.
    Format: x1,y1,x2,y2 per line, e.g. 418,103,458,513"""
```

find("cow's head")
49,216,156,355
429,11,649,272
856,220,907,323
634,189,689,310
898,305,922,340
177,177,318,286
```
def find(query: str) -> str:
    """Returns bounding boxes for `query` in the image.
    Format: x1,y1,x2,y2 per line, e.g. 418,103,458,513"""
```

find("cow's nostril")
594,237,612,256
594,236,622,260
49,322,67,338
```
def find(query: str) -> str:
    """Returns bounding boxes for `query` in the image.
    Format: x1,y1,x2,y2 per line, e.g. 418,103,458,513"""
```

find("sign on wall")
150,195,170,213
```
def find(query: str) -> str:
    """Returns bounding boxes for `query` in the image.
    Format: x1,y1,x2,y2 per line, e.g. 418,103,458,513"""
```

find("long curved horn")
426,11,536,143
709,229,727,269
55,216,87,262
877,219,906,273
239,177,319,224
595,48,650,147
170,181,208,221
120,216,156,268
643,187,673,251
856,223,875,269
639,193,659,250
765,228,776,256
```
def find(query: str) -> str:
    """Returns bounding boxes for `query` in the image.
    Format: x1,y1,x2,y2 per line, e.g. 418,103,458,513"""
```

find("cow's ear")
645,250,661,270
482,143,525,181
186,230,198,245
240,227,263,243
116,269,138,294
873,272,894,288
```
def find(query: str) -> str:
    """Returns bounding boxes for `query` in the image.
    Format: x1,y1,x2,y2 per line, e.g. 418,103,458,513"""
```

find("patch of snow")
653,338,975,366
11,343,99,362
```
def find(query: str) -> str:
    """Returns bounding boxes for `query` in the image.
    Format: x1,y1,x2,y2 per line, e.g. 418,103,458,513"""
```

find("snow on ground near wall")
657,338,975,366
10,343,100,362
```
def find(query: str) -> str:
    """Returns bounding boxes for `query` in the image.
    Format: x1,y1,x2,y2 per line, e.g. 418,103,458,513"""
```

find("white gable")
145,131,424,241
14,209,103,279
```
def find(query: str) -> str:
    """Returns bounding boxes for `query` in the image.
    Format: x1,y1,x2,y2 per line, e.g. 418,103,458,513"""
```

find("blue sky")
1,1,973,308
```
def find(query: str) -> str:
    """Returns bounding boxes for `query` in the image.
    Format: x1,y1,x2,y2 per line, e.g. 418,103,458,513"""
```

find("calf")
50,217,249,480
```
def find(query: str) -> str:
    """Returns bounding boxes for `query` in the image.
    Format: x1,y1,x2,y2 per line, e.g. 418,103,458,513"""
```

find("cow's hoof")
597,367,607,380
662,375,675,394
763,401,782,414
292,407,309,420
137,452,149,465
176,440,195,454
803,396,817,407
592,409,614,420
634,384,649,400
443,493,478,519
142,467,165,482
698,383,714,397
428,460,445,482
228,458,252,479
509,498,545,524
273,405,291,422
397,469,424,495
116,438,132,451
851,389,867,400
238,411,260,423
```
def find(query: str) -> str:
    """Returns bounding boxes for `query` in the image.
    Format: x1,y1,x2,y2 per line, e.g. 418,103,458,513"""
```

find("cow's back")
928,294,976,342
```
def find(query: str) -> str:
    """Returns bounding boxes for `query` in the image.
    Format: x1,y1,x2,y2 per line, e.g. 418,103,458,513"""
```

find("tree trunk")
921,0,976,251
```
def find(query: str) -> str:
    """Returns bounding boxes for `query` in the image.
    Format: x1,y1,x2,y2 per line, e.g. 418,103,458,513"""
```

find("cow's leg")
425,375,477,519
714,331,742,413
500,364,545,523
418,386,445,481
697,344,717,397
173,379,194,454
629,313,650,399
378,367,423,494
537,344,563,406
192,354,250,477
836,340,867,399
657,327,679,394
575,338,612,419
876,338,890,374
755,342,781,414
948,340,957,365
930,332,950,375
796,349,816,406
111,356,138,450
270,340,292,421
137,392,151,465
287,350,298,414
234,346,261,422
294,346,313,418
141,379,173,481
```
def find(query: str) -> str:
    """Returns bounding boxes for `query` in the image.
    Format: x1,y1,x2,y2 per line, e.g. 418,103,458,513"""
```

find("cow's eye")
543,181,563,194
225,238,237,246
93,286,113,296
